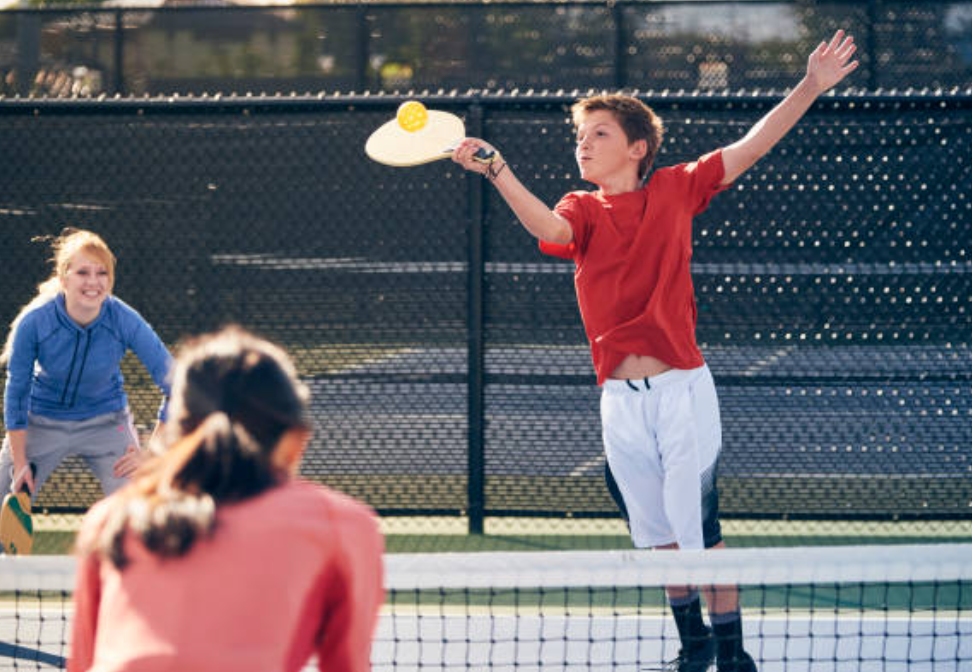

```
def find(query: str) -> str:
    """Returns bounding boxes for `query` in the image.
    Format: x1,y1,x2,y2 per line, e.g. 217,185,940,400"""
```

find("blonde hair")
1,228,116,365
571,95,665,180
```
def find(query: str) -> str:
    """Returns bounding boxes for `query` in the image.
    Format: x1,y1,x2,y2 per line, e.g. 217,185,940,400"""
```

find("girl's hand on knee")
10,464,35,497
11,462,35,496
113,445,147,479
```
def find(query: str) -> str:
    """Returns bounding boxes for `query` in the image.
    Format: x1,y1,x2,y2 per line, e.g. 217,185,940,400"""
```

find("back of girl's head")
168,325,309,466
90,325,310,568
571,94,665,180
1,227,116,366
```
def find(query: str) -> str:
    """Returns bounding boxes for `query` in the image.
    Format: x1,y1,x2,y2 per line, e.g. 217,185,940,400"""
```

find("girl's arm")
4,316,38,493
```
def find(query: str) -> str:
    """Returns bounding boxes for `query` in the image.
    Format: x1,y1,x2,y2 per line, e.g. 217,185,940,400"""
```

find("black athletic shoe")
646,628,715,672
716,651,757,672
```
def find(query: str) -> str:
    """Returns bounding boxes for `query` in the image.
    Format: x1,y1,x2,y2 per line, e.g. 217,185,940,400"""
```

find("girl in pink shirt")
69,326,384,672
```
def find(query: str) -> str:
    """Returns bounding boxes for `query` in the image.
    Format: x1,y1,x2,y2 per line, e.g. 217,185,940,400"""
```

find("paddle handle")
470,147,496,164
444,144,496,164
11,463,36,495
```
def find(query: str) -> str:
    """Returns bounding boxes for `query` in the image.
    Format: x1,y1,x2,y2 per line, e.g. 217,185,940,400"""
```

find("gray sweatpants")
0,409,139,501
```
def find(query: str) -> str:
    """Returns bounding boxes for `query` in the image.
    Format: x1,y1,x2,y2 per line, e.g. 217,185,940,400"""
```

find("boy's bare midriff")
610,353,673,380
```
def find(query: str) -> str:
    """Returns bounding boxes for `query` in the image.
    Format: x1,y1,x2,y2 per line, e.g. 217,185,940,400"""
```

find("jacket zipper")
69,331,93,408
59,331,82,406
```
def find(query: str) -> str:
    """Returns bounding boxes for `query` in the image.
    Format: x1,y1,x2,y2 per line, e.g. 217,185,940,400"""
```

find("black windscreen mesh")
0,93,969,524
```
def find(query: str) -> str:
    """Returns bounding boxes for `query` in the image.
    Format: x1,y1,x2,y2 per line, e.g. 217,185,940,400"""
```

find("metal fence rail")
1,0,971,98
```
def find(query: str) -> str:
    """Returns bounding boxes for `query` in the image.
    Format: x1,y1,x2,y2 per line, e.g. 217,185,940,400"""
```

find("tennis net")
1,544,970,671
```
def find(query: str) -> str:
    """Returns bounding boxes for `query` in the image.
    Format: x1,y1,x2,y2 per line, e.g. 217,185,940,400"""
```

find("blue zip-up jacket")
3,294,172,430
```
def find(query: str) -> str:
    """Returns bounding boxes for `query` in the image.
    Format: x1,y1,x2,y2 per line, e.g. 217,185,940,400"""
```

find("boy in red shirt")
453,31,858,672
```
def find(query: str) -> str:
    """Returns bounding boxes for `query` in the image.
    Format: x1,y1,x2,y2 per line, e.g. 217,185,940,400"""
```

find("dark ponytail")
84,326,310,569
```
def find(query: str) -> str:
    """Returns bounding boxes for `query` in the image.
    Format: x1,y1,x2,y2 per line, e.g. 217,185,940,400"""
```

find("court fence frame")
3,0,972,98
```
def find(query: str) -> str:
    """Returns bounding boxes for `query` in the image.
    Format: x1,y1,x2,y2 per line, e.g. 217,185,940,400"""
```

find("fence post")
113,9,125,95
866,0,879,90
356,4,369,92
15,9,39,96
613,2,627,89
466,102,487,535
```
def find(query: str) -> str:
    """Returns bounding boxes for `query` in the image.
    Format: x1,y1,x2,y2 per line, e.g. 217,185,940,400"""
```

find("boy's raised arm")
453,138,574,245
720,30,859,186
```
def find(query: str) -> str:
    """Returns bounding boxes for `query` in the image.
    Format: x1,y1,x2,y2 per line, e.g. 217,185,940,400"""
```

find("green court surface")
27,514,972,555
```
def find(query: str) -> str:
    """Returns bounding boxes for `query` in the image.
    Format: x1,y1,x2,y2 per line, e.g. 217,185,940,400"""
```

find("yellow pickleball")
397,101,429,133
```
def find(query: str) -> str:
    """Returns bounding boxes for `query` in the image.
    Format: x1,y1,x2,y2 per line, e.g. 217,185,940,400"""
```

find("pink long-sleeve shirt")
69,479,384,672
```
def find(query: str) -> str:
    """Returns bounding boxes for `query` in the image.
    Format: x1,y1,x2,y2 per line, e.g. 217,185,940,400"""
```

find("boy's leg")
652,374,715,671
689,369,757,672
666,581,715,672
74,409,139,496
704,576,755,672
601,379,713,672
600,380,673,548
654,387,704,550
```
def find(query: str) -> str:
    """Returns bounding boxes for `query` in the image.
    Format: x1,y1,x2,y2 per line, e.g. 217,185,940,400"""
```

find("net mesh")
0,545,969,671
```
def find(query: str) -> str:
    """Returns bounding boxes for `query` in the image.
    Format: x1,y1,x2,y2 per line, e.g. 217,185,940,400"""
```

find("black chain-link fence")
1,92,970,530
1,1,972,98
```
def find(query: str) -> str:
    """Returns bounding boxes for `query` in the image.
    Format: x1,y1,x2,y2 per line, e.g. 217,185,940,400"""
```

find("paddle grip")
471,147,497,165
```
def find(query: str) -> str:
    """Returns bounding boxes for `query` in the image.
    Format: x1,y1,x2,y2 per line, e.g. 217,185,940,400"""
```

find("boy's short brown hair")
571,95,665,179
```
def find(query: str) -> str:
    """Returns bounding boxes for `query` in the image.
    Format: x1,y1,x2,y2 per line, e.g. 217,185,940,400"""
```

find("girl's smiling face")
61,251,111,321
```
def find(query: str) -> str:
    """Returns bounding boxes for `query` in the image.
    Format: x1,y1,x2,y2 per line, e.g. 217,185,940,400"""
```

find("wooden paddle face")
0,492,33,555
365,110,466,167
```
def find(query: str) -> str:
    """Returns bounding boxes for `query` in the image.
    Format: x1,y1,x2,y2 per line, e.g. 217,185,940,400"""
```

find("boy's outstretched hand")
807,30,859,93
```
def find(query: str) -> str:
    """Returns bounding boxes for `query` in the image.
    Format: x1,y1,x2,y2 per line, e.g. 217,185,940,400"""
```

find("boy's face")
574,109,646,186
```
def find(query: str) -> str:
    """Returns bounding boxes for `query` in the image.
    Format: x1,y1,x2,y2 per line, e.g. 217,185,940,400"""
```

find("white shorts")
601,365,722,550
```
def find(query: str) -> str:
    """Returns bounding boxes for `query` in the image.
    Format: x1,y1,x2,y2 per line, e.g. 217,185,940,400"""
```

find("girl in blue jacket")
1,229,172,500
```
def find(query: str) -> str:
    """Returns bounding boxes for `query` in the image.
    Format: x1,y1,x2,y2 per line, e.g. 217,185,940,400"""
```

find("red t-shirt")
541,149,730,384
